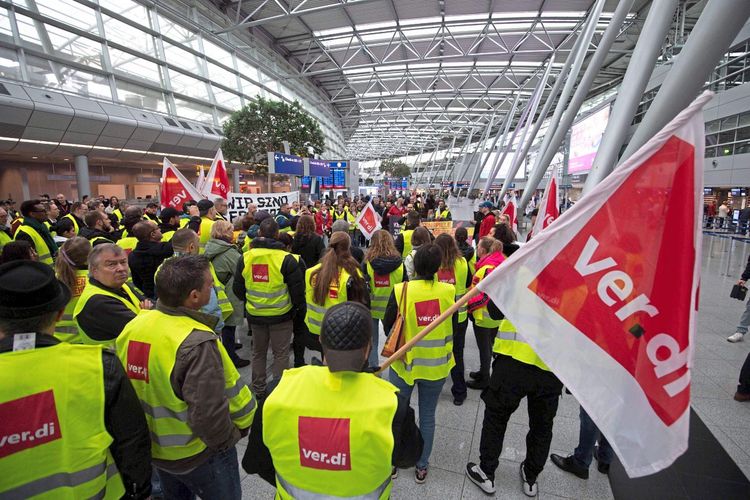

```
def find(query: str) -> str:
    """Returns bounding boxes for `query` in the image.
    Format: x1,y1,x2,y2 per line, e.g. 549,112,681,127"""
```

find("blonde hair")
55,237,91,292
210,220,234,242
477,236,503,256
365,230,400,262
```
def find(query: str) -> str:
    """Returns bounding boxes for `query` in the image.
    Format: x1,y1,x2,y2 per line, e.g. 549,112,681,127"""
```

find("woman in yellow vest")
383,243,455,484
434,233,472,405
362,229,406,369
53,237,91,343
467,237,506,390
305,232,368,350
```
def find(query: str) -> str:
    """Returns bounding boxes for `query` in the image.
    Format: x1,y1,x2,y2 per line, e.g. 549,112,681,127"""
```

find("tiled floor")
231,234,750,498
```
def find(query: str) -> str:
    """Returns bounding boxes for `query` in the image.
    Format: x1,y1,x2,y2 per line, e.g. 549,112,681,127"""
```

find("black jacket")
361,256,407,283
291,233,325,268
76,278,145,342
128,240,174,299
79,226,118,244
233,237,306,325
742,254,750,282
350,245,364,264
241,372,423,486
458,243,475,265
0,335,152,499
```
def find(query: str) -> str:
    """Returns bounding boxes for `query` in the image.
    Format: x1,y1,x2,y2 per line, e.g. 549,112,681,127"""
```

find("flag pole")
377,287,482,374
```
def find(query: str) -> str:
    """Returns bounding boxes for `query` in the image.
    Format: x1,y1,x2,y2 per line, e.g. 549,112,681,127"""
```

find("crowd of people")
2,189,747,499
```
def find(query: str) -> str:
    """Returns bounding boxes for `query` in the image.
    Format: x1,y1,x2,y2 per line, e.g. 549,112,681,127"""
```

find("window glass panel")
202,38,233,67
212,85,242,110
0,47,21,80
705,147,716,158
16,15,105,69
102,15,156,56
206,61,236,90
705,134,718,146
706,119,721,134
737,126,750,142
116,80,167,113
174,97,214,123
719,144,734,156
241,78,261,99
236,58,258,81
735,141,750,155
217,109,231,124
98,0,151,28
163,42,203,75
157,13,199,49
739,112,750,127
169,69,209,100
26,54,111,99
109,47,161,84
33,0,98,32
0,8,11,38
718,130,736,144
720,115,738,130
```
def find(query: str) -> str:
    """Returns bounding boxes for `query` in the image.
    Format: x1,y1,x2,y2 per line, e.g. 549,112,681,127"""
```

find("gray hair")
88,243,125,269
331,220,350,234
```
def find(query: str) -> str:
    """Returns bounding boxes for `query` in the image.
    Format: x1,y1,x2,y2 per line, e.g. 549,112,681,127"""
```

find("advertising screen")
569,106,610,174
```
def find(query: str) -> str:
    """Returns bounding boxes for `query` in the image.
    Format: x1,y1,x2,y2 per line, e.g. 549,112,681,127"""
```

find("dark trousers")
472,324,497,383
450,317,469,400
221,325,239,362
739,351,750,395
573,407,613,467
157,447,241,500
479,354,562,483
292,315,308,368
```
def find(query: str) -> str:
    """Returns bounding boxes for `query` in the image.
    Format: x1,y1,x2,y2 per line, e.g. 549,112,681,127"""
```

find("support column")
620,0,750,161
583,0,679,193
232,166,240,193
74,155,91,200
520,0,631,210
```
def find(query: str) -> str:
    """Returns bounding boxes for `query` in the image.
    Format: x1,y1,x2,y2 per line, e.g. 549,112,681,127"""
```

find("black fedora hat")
0,261,71,319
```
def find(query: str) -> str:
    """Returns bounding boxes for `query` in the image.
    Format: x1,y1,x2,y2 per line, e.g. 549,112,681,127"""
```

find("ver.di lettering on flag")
476,91,712,477
160,158,203,210
499,194,518,232
355,200,381,240
201,149,230,199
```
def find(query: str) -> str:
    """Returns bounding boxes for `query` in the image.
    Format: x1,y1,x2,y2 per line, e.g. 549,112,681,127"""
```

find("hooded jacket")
233,237,307,325
468,250,505,313
204,238,244,327
458,243,475,264
363,255,406,279
128,240,174,299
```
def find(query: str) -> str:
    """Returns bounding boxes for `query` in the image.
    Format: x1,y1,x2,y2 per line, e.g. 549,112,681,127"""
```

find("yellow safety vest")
89,236,114,246
209,262,233,320
305,264,356,335
437,209,451,220
242,247,295,317
435,257,468,323
63,213,79,233
263,366,396,500
116,236,138,255
116,311,256,461
467,253,477,275
74,281,141,347
44,220,56,237
0,229,10,250
198,217,214,253
400,229,414,258
54,269,88,344
493,319,550,372
0,343,124,499
178,217,190,229
111,208,123,225
366,262,404,321
242,235,253,253
161,230,175,242
15,225,54,265
276,214,293,233
470,265,501,328
391,280,455,384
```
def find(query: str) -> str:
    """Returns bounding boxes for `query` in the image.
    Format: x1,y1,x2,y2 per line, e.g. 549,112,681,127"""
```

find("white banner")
226,191,299,221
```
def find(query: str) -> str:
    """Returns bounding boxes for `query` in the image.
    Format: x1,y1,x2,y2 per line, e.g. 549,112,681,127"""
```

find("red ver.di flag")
355,200,381,240
201,149,230,199
529,173,559,239
500,194,518,232
160,158,203,210
477,91,712,477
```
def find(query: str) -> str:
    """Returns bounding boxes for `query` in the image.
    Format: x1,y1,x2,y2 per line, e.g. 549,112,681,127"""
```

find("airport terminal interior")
1,0,750,499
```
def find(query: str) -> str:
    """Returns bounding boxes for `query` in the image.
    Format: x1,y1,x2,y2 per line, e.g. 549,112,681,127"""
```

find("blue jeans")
573,407,613,468
450,317,468,400
156,447,242,500
388,370,446,469
736,297,750,334
369,318,381,368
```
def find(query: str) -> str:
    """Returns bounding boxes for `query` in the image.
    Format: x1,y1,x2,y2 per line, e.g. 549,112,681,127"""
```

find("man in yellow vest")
117,255,256,499
233,218,305,397
0,206,11,251
465,316,563,497
395,211,421,258
80,210,117,246
214,197,229,221
62,201,87,234
14,199,58,265
242,301,422,495
196,199,217,253
275,203,294,233
0,260,152,499
435,199,452,220
74,243,152,346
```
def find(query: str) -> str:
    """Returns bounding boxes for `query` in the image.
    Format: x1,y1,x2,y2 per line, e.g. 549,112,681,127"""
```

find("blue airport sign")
328,160,348,169
309,158,330,177
270,152,304,175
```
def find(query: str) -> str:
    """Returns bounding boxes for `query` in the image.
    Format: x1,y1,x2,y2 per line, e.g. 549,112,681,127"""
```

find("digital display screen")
332,168,346,189
731,188,746,196
318,175,332,189
703,188,713,195
301,176,311,193
569,106,611,174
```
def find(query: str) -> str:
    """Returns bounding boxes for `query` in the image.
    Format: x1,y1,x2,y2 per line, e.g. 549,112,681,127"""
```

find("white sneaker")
727,332,745,343
520,462,538,497
466,462,496,494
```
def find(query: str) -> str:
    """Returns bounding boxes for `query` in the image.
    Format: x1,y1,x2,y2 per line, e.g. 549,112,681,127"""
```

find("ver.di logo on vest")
415,299,441,326
298,416,351,471
437,268,456,284
374,274,390,287
252,264,269,283
0,390,61,458
127,341,151,383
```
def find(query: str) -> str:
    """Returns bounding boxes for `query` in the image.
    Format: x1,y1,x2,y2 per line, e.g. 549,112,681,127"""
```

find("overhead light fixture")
64,158,69,161
31,156,38,159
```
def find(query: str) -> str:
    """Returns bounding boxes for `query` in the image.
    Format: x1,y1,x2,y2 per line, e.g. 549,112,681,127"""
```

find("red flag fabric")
529,173,559,239
201,149,230,199
476,91,711,477
354,200,381,240
499,195,518,232
160,158,203,210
